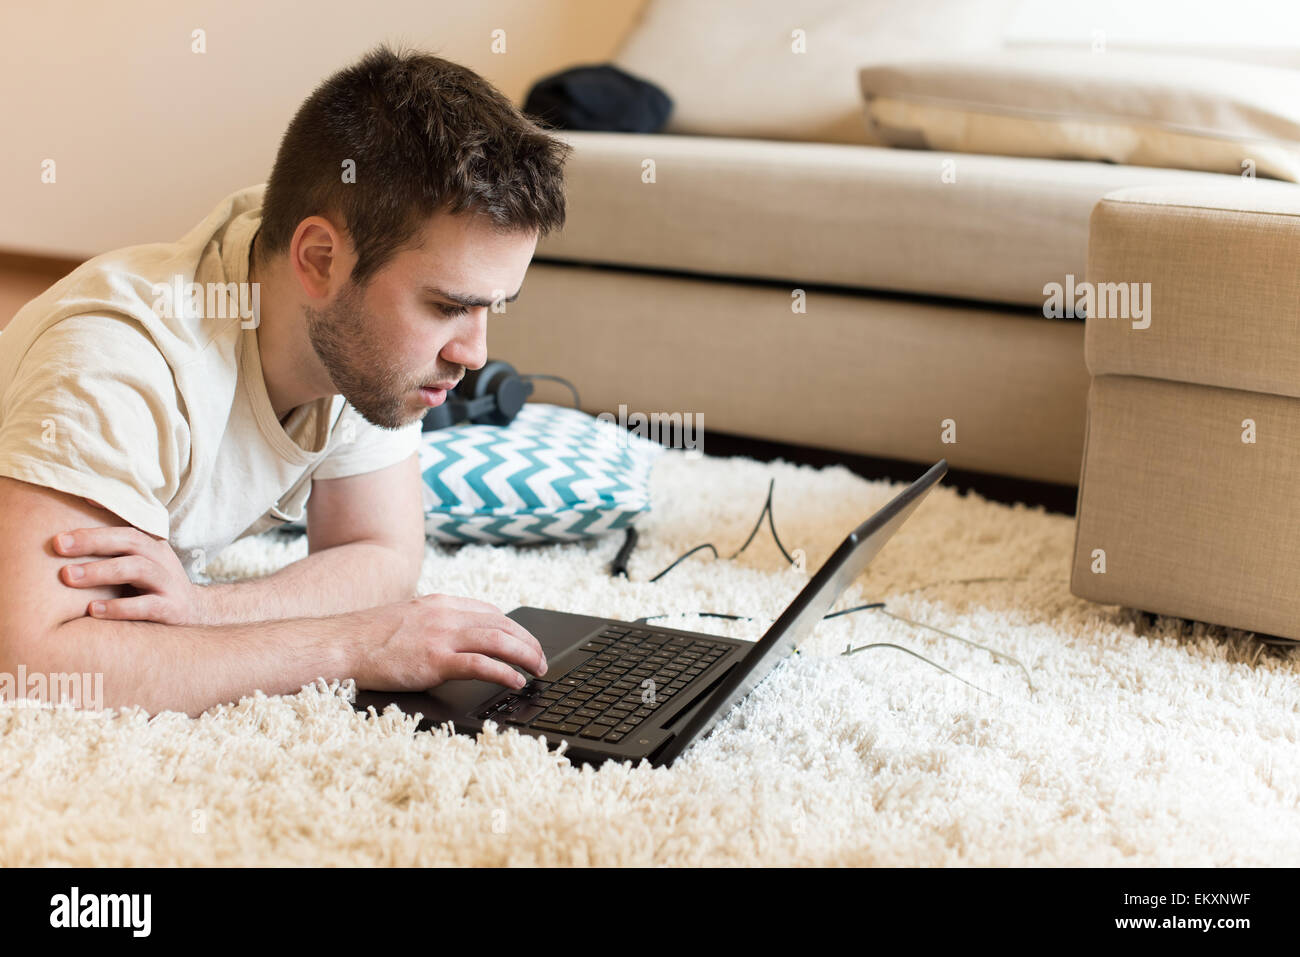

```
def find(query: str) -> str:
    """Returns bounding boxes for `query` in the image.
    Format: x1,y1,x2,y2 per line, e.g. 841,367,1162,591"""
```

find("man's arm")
0,475,356,713
0,475,545,716
197,452,426,624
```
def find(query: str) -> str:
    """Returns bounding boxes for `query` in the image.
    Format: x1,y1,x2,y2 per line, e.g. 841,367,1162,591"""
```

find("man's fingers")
61,555,159,590
445,653,528,690
418,594,546,672
87,594,172,623
460,609,545,667
475,614,547,674
54,526,149,556
458,626,546,676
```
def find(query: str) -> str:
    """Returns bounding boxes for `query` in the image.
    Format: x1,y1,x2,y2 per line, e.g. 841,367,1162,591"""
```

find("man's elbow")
0,615,67,705
398,546,424,600
382,539,424,601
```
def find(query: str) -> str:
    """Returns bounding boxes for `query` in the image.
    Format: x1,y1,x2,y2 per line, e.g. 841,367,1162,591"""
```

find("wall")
0,0,647,260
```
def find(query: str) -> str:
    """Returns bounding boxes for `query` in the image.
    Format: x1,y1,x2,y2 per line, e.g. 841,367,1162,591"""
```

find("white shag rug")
2,451,1297,866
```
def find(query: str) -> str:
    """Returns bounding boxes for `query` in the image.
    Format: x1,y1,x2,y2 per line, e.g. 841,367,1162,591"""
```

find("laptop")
353,459,947,767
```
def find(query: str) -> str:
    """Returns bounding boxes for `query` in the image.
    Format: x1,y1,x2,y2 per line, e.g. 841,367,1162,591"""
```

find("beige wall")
0,0,647,260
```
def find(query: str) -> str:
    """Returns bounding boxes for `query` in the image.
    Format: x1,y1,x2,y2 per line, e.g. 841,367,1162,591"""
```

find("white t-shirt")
0,183,422,578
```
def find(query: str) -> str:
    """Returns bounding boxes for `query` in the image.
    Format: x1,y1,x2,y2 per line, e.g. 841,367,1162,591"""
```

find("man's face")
304,211,538,430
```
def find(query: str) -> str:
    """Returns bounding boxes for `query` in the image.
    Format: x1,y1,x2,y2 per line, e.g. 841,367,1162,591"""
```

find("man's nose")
444,308,489,371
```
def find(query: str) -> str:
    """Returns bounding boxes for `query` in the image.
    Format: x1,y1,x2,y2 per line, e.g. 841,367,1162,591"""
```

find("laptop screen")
654,459,947,766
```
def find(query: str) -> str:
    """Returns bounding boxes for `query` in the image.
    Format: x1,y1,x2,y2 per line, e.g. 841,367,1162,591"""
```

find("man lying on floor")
0,44,562,715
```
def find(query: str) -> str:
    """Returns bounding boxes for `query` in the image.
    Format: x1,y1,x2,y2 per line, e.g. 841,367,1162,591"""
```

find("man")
0,44,570,715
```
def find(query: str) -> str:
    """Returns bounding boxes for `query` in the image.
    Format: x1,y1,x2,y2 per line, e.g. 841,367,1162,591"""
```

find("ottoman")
1071,180,1300,640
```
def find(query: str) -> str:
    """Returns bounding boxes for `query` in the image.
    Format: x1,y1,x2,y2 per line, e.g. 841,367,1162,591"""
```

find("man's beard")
304,278,417,431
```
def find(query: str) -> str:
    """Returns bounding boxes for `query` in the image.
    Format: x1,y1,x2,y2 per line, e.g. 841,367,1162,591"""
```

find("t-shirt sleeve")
0,316,189,539
311,400,423,481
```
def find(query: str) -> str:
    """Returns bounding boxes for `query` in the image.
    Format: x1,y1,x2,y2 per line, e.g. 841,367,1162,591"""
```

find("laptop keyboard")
473,625,733,745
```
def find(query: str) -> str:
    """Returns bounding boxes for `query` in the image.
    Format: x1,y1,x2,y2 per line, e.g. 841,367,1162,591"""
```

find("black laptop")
353,460,947,767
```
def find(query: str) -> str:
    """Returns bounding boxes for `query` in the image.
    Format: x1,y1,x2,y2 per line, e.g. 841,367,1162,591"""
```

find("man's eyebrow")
422,285,522,307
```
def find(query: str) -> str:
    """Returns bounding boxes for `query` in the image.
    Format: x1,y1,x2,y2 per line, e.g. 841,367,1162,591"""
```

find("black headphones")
421,359,535,432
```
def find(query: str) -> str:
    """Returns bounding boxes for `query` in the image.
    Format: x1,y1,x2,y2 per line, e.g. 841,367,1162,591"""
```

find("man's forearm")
7,603,393,717
198,540,419,625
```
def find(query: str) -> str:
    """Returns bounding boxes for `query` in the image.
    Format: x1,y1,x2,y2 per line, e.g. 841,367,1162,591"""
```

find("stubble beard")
304,279,415,431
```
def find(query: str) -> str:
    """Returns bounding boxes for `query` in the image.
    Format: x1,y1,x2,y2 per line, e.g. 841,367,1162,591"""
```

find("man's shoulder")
5,183,267,338
7,311,172,375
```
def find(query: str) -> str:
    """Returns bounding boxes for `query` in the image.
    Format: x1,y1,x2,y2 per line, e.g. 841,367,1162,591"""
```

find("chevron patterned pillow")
418,403,664,545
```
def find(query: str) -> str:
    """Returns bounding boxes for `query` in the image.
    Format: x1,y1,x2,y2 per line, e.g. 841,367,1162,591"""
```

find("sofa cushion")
612,0,1017,146
1086,181,1300,397
1071,373,1300,641
859,52,1300,181
493,262,1092,484
537,130,1249,308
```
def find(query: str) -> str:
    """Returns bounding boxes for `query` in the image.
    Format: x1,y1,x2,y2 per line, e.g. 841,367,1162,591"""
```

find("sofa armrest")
1085,180,1300,399
1072,180,1300,639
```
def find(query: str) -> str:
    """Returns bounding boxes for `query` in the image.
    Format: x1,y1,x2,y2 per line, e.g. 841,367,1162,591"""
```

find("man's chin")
345,401,418,432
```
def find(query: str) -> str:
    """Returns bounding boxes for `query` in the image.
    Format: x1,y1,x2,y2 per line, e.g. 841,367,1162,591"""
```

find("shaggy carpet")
1,451,1297,866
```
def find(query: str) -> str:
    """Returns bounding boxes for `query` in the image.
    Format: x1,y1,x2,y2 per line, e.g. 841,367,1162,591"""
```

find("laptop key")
502,705,545,724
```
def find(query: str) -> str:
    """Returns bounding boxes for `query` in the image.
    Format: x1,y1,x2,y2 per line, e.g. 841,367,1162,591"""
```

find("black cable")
620,478,1035,691
646,544,719,583
724,477,796,564
840,642,997,696
608,527,639,578
825,602,886,618
633,601,1032,695
645,477,793,583
521,373,580,410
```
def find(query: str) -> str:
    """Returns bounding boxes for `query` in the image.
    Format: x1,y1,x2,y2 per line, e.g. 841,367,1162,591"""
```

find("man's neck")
249,235,330,422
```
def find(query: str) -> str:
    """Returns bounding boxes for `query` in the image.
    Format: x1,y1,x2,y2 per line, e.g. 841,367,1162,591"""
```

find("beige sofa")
1071,181,1300,640
484,0,1300,486
493,132,1258,485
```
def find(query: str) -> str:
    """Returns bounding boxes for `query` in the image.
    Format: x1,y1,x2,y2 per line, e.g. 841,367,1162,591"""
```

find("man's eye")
434,302,468,318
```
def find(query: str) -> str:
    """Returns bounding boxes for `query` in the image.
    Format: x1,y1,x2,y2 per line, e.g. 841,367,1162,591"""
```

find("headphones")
421,359,536,432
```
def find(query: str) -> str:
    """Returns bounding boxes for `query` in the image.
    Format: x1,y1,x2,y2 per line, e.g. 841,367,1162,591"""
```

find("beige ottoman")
1071,181,1300,640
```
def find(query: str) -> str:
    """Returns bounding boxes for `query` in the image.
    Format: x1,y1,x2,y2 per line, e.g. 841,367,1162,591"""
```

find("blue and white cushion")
417,403,663,545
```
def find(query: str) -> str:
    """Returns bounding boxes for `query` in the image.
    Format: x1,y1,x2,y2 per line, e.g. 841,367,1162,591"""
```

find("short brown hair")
255,43,571,287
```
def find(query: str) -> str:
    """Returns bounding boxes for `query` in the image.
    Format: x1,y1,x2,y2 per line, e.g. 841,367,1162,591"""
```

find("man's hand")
53,525,210,625
355,593,548,692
